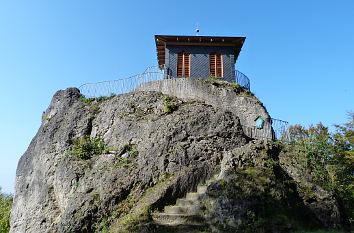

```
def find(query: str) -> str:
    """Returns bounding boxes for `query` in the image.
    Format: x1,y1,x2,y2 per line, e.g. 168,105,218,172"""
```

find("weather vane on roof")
195,24,200,36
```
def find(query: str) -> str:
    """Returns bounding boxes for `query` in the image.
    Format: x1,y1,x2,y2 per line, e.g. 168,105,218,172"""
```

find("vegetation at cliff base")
285,112,354,229
0,187,12,233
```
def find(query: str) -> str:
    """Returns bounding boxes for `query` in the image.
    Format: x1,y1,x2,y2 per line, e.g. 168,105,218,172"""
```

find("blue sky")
0,0,353,194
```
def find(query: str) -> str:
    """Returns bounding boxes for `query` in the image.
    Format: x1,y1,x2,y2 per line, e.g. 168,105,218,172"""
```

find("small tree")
286,113,354,227
0,187,12,233
332,113,354,226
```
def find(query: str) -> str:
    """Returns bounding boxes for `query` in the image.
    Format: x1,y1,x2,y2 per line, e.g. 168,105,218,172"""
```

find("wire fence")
242,118,289,141
78,66,288,141
79,71,164,98
235,70,250,91
79,66,251,98
271,118,290,140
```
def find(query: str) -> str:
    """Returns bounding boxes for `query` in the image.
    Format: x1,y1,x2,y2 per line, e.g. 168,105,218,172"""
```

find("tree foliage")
0,187,12,233
332,113,354,226
286,113,354,227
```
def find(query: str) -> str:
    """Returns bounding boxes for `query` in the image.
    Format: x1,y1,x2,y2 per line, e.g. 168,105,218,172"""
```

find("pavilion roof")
155,35,246,67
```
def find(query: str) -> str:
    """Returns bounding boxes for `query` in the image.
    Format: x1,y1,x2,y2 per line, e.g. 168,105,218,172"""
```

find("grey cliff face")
10,82,343,233
10,87,247,232
137,78,273,139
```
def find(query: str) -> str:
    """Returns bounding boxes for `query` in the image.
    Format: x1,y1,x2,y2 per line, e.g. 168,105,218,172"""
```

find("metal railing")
235,70,250,91
242,118,289,141
78,66,288,141
79,70,164,98
79,66,251,98
271,118,290,141
271,118,289,140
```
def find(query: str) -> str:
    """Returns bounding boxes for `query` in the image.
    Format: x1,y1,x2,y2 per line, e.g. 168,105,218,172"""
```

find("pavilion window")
209,53,223,77
177,52,190,77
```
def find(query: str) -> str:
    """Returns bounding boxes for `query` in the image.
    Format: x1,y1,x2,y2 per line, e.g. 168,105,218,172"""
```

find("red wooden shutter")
184,53,190,77
216,54,223,77
177,53,183,77
177,52,190,77
209,54,216,77
210,53,223,77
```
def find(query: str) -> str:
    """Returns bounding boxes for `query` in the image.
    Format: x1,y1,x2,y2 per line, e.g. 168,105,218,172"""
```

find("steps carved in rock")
152,180,216,227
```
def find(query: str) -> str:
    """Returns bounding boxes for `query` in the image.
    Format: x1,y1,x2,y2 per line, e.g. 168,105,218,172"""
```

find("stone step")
152,175,219,229
152,213,204,226
164,205,188,214
197,185,207,194
176,198,196,207
152,224,207,233
164,205,201,215
186,192,201,201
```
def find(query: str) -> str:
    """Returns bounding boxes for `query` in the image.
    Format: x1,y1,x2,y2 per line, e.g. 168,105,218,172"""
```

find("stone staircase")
152,175,219,229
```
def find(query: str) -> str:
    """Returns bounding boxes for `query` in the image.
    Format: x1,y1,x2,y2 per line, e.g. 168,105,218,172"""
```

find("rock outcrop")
11,86,247,232
137,78,273,139
149,141,342,233
201,141,342,232
10,81,344,233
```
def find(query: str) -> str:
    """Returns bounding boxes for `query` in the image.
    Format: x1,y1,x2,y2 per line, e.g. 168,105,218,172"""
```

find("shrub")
0,187,12,233
80,94,116,105
70,136,107,160
163,96,177,113
284,114,354,228
94,218,109,233
79,95,95,104
95,96,110,102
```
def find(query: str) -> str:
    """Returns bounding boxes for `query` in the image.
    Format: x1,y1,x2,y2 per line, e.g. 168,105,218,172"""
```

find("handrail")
235,70,250,91
271,118,290,141
79,66,251,98
79,71,164,98
242,118,289,141
78,67,289,141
